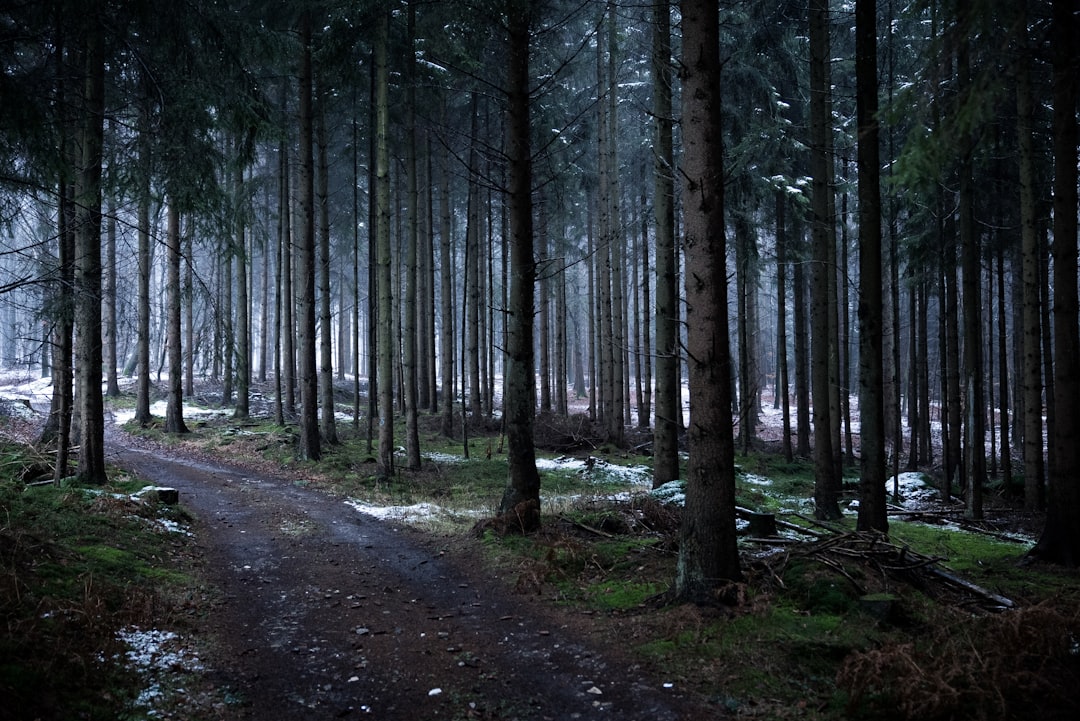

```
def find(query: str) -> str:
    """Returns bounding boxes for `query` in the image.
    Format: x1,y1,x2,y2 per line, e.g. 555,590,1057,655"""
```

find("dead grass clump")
837,602,1080,720
626,495,682,535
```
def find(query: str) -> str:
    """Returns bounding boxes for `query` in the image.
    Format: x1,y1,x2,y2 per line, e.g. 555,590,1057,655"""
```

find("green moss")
588,579,662,610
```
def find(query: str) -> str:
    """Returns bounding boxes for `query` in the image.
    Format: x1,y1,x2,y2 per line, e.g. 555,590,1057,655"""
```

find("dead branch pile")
768,531,1015,612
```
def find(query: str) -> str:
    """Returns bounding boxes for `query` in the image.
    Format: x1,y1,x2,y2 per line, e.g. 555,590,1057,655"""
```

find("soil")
109,431,711,721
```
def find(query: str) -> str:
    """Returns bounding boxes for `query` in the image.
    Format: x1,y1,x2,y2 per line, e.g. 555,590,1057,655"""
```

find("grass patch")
0,441,201,720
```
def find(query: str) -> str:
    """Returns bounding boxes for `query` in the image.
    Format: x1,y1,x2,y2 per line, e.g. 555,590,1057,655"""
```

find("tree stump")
135,486,179,505
746,512,778,537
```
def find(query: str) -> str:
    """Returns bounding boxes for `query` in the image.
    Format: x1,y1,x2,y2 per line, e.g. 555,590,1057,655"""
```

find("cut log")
135,486,180,505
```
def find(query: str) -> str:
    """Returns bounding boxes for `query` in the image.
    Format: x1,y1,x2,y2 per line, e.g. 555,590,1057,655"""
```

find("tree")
316,82,337,444
1033,0,1080,565
164,202,190,435
401,0,421,470
296,11,320,461
809,0,840,520
855,0,887,533
498,0,541,530
374,9,394,477
674,0,742,602
1015,0,1044,512
956,9,984,520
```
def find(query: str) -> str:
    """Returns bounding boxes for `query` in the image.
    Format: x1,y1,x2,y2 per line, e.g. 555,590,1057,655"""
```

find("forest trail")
109,436,699,721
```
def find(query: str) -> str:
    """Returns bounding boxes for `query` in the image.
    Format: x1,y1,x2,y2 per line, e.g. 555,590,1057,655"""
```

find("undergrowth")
0,441,199,720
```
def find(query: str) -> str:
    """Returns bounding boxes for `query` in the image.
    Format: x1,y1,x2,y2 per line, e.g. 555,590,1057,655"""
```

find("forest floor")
2,375,1080,720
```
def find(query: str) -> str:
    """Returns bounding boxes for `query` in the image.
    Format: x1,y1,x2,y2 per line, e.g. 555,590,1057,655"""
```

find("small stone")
586,686,603,695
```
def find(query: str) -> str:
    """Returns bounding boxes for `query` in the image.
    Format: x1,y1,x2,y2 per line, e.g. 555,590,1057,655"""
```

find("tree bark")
316,83,336,443
776,191,793,463
1033,0,1080,565
957,16,984,520
1016,5,1044,512
402,0,420,469
855,0,887,533
809,0,840,519
72,6,107,482
675,0,742,601
652,0,679,487
498,0,541,528
439,139,455,438
234,152,251,419
164,203,189,436
296,12,320,461
374,10,394,476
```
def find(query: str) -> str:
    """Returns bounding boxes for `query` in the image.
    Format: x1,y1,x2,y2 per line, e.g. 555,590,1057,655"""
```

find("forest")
2,0,1080,599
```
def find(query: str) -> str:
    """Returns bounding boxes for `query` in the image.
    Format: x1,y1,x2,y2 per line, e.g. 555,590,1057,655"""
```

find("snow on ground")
0,373,52,414
116,626,203,710
535,455,653,487
345,498,486,523
111,400,232,425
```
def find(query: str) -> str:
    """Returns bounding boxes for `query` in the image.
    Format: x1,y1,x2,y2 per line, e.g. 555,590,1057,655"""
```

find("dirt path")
111,440,704,720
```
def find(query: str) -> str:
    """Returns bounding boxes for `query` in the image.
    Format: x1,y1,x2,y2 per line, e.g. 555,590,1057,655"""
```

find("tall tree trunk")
1016,5,1044,511
316,86,336,443
221,214,233,405
439,139,455,438
855,0,887,533
273,124,287,427
374,10,394,476
793,219,811,458
498,0,541,529
73,7,106,482
639,179,651,428
555,248,568,416
776,192,793,463
296,13,320,460
281,142,296,417
104,195,119,397
675,0,741,601
187,228,197,398
235,165,250,419
426,141,439,414
164,203,189,436
809,0,840,519
652,0,679,487
906,285,920,469
538,199,551,413
402,0,420,468
45,129,74,478
957,17,984,520
1033,0,1080,564
996,249,1012,486
135,86,152,427
608,7,627,436
944,219,962,497
466,110,483,420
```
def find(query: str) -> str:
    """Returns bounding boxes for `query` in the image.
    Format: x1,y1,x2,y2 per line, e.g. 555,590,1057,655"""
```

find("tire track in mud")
112,442,700,720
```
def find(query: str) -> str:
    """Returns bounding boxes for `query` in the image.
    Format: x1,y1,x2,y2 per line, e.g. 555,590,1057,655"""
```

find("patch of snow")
650,480,686,506
110,400,231,425
423,451,467,464
345,499,484,524
536,456,652,487
892,472,940,509
740,474,773,486
154,518,193,536
116,626,202,711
